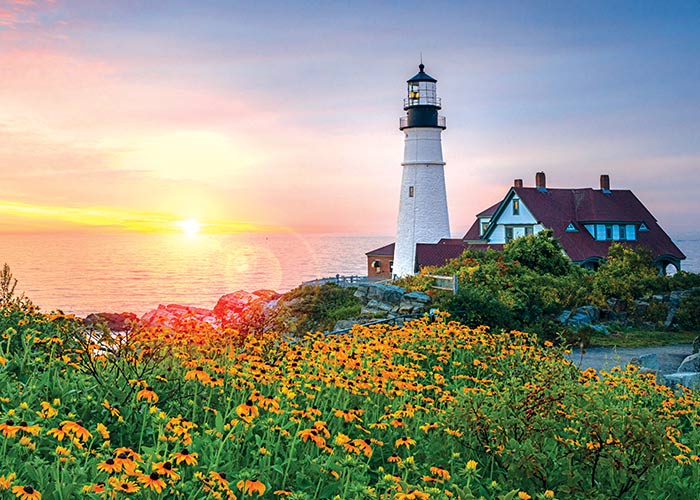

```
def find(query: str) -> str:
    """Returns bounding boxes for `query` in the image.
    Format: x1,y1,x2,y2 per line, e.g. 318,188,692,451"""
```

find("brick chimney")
514,178,523,188
600,174,610,192
535,171,546,191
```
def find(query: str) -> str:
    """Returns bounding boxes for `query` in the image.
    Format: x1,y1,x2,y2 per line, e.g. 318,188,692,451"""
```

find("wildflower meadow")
1,293,699,499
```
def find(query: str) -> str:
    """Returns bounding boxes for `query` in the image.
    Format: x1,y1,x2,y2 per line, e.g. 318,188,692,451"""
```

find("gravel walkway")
566,344,694,374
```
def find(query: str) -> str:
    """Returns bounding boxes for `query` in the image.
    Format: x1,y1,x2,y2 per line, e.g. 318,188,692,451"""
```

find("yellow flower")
466,460,478,471
544,490,555,498
518,492,531,500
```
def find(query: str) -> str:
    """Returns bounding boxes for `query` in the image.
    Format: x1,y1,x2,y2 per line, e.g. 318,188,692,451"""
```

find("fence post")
453,274,458,295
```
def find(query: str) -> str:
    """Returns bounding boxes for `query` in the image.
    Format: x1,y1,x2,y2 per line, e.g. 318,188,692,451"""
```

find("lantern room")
400,63,446,130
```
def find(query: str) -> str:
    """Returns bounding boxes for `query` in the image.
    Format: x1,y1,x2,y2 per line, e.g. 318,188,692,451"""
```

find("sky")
1,0,699,236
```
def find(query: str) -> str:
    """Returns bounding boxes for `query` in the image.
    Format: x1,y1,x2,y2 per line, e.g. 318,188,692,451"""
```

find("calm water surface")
0,232,392,316
0,232,697,317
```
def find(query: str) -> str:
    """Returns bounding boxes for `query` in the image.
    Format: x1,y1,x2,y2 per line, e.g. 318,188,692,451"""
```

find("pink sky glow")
1,1,698,236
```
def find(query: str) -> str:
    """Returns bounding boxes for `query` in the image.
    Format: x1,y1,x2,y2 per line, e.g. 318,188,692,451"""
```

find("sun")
176,218,201,236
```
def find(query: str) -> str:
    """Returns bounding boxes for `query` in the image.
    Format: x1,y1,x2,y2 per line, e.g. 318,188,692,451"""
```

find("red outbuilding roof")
366,242,395,256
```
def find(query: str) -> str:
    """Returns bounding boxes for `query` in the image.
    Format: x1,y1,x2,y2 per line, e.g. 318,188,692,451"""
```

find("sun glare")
177,218,201,236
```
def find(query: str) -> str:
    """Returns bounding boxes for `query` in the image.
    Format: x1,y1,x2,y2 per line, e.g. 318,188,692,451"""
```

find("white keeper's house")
366,65,685,278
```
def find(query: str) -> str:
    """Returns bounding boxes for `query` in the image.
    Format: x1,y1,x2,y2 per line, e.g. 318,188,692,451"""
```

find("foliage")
442,285,514,330
1,304,699,499
675,290,700,331
503,229,573,276
275,283,361,334
398,236,700,336
590,244,659,311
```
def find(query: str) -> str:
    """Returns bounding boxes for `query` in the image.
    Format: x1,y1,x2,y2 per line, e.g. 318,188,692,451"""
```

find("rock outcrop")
84,312,139,332
353,283,431,316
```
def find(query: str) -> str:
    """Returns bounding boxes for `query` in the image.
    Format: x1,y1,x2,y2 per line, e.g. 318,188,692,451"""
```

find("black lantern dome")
400,64,445,130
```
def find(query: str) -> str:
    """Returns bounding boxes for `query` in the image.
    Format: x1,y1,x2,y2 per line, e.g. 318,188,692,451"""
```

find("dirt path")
566,344,694,374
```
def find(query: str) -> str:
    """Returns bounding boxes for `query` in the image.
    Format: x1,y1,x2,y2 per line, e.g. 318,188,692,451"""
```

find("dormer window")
639,222,649,232
512,199,520,215
585,223,637,241
565,222,578,232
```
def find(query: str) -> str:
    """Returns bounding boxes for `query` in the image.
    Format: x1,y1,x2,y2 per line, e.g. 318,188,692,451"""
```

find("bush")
675,290,700,331
442,285,514,330
503,229,573,276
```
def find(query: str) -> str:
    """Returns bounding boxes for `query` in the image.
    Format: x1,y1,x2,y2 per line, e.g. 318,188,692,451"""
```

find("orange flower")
60,421,92,442
0,420,19,438
1,473,17,490
108,477,140,493
237,479,266,496
395,436,416,449
174,448,199,466
97,458,121,474
139,472,166,493
136,387,159,403
11,485,41,500
153,461,180,480
235,400,259,421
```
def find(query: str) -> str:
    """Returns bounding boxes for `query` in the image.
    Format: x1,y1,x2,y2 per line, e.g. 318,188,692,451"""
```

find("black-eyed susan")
108,477,140,493
153,461,180,480
429,466,450,481
97,458,121,474
11,485,42,500
0,420,19,438
235,400,259,421
81,482,105,494
0,473,16,490
394,436,416,449
237,479,266,496
136,386,159,403
60,420,92,442
174,447,198,466
209,471,229,488
139,472,166,493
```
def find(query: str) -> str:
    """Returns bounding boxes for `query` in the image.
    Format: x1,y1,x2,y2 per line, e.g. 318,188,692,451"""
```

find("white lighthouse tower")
393,64,450,277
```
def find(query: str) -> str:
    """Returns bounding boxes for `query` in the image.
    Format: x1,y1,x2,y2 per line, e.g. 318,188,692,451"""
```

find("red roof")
416,239,504,268
366,242,395,256
495,187,685,262
477,201,501,217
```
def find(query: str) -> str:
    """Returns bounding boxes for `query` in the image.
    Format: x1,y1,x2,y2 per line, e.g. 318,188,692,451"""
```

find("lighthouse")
393,64,450,277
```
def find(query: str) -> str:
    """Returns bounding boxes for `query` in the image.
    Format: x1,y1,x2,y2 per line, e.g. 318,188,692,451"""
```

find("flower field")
1,299,699,499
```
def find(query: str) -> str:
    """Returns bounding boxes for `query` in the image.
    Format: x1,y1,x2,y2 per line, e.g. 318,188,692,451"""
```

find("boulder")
398,291,431,314
213,291,256,319
629,353,659,371
558,305,600,327
141,304,216,328
663,372,700,389
677,353,700,373
84,312,139,332
366,284,404,306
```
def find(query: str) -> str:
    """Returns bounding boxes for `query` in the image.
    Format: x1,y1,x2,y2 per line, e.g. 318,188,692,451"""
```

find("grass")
590,329,700,348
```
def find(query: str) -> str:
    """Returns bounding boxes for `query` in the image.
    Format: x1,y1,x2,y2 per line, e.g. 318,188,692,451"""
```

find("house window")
408,186,414,197
626,225,636,240
505,227,513,243
639,222,649,232
481,222,488,235
525,226,533,236
512,199,520,215
566,222,578,232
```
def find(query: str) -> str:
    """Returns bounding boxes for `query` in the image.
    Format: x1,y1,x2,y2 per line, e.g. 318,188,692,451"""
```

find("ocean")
0,231,698,317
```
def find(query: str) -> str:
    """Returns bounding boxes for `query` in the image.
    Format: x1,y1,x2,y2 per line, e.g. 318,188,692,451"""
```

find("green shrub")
675,290,700,331
503,229,573,276
442,285,514,330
